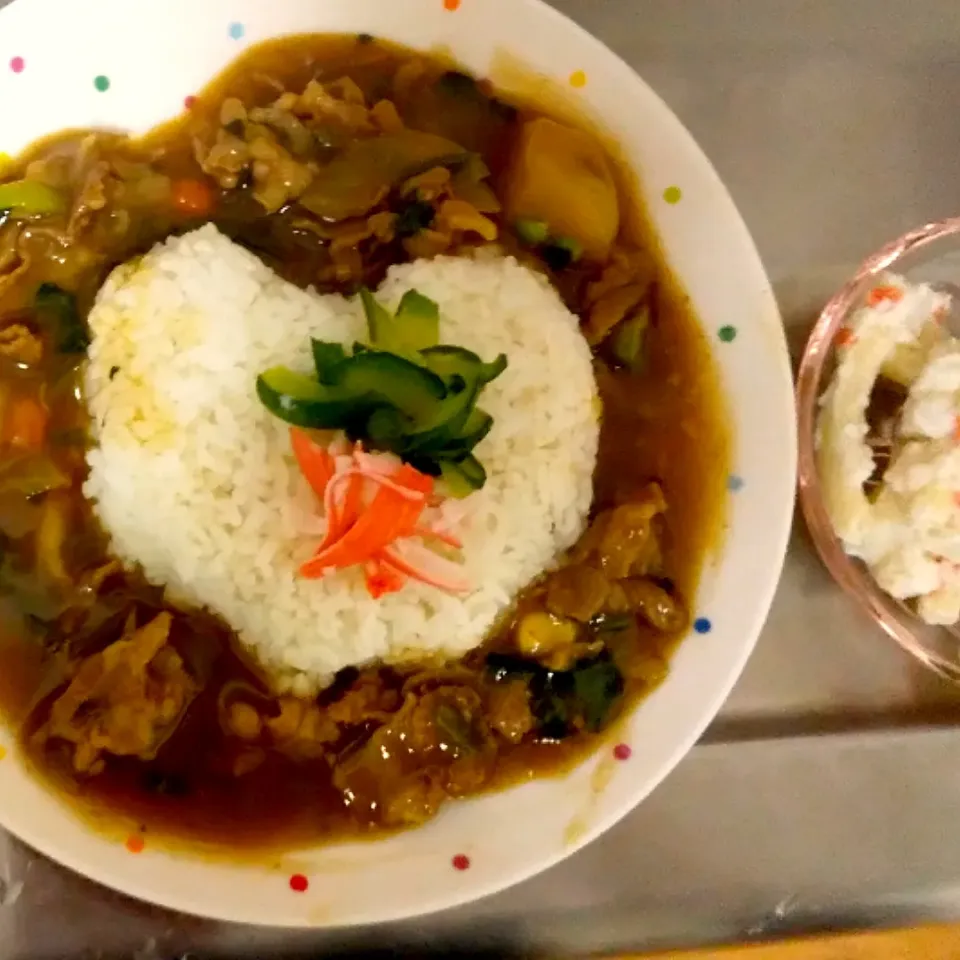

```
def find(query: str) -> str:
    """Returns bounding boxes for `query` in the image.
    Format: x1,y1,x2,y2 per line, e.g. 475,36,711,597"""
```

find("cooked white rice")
83,225,599,694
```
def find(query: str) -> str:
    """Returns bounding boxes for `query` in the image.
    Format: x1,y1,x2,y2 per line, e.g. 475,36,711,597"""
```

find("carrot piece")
392,463,434,498
290,427,335,499
364,557,406,599
866,284,903,307
301,496,399,575
303,490,420,573
385,465,434,543
300,465,431,577
835,326,856,347
337,472,364,536
380,541,469,593
413,525,463,548
7,395,47,449
316,471,363,553
171,178,215,217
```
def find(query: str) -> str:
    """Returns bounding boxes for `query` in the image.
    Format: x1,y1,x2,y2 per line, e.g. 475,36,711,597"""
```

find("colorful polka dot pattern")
94,75,110,93
663,185,682,204
727,474,744,493
613,743,632,761
443,0,462,9
569,70,587,88
9,57,24,74
693,617,712,635
718,325,737,343
452,854,471,870
125,834,145,854
289,873,309,892
228,21,245,40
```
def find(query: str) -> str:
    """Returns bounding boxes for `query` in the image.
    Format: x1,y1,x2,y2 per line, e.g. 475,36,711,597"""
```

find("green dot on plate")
718,325,737,343
663,185,682,204
94,75,110,92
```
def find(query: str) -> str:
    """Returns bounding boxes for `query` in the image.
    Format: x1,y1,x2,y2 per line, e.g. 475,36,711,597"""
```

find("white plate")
0,0,796,927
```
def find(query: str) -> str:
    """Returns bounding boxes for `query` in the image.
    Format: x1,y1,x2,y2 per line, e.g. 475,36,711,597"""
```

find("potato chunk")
504,118,619,260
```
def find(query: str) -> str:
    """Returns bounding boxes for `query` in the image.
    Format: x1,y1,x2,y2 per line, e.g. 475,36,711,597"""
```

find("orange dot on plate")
443,0,461,9
569,70,587,88
125,834,145,854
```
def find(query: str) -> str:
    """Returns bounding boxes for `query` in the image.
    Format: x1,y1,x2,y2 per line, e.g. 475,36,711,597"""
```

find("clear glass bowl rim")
796,216,960,681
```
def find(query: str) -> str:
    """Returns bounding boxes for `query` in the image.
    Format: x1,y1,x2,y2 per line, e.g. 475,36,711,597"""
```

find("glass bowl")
797,217,960,683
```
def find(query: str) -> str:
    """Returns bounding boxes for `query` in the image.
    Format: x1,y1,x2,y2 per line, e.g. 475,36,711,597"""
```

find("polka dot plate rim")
0,0,795,930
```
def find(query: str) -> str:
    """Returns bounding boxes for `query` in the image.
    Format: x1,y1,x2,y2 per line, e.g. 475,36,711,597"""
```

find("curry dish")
0,35,728,849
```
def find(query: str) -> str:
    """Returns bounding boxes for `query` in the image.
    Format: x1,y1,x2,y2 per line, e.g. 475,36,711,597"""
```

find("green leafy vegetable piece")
35,284,88,354
310,340,347,383
404,378,477,454
0,552,69,623
359,287,397,349
435,702,480,752
258,289,505,492
395,199,436,238
484,652,624,738
610,305,650,374
420,345,507,386
572,657,625,731
259,352,446,431
514,218,550,245
360,287,441,356
554,235,584,261
395,289,440,352
437,454,486,498
257,367,354,429
336,352,447,420
0,180,65,219
298,130,468,221
453,453,485,488
365,406,407,452
437,458,475,499
451,156,501,214
433,408,493,459
417,71,517,156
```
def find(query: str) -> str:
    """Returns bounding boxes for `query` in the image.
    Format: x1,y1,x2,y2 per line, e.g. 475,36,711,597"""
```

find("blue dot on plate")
228,21,245,40
693,617,712,634
727,474,744,493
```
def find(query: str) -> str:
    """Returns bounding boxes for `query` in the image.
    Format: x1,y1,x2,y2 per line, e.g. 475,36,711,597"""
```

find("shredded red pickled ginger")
290,427,469,598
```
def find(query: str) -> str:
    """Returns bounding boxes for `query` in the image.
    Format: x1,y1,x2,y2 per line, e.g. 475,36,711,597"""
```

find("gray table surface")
7,1,960,957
